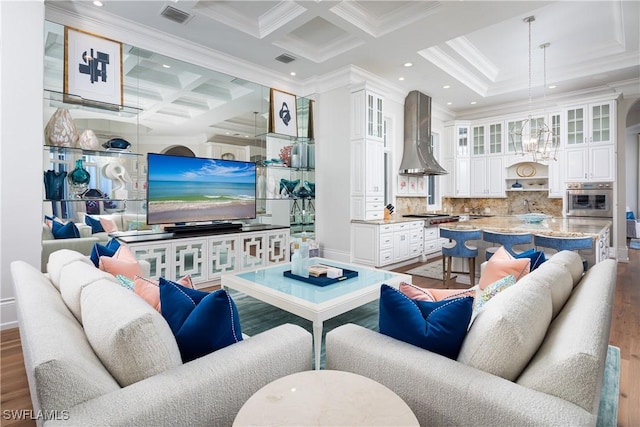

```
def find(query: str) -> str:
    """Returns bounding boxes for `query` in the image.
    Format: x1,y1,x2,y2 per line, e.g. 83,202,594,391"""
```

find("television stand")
164,222,243,234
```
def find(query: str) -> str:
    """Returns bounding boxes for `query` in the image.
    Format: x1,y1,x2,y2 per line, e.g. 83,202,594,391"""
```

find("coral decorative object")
78,129,100,150
45,108,79,147
279,145,293,167
68,159,91,197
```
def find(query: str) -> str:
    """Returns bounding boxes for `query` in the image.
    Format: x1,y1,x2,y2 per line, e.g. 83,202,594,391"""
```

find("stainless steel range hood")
399,90,448,176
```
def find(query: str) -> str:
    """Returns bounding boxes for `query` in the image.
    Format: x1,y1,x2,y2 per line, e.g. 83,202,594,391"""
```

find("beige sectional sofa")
326,251,617,426
12,249,312,426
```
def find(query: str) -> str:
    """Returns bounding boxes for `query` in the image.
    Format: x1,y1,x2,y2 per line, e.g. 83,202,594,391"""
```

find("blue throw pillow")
379,284,473,359
51,221,80,239
89,238,120,267
159,278,243,362
85,215,105,234
516,248,546,271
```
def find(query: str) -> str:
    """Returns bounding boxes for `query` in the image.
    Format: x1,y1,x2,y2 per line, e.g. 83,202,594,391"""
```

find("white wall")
1,1,45,329
314,86,351,261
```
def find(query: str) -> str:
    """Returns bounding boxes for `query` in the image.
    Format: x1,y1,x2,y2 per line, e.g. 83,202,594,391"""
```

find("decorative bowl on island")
516,213,550,224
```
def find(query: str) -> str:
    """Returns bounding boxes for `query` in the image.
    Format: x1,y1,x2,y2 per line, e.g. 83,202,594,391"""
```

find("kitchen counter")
440,216,611,239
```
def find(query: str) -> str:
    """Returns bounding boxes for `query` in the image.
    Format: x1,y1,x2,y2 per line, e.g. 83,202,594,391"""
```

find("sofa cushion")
546,250,584,287
478,246,530,289
516,259,617,411
379,284,473,360
81,280,183,387
160,278,243,362
99,245,143,279
524,261,573,319
10,261,119,412
59,260,120,322
134,275,194,311
47,249,94,291
99,216,119,233
457,278,552,381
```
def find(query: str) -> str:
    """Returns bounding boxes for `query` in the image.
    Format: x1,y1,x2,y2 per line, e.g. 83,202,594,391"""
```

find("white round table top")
233,370,419,426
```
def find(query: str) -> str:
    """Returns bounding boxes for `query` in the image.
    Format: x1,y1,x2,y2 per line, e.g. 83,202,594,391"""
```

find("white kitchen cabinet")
472,122,503,156
565,144,615,182
351,87,384,142
547,152,565,198
351,221,423,267
565,101,615,146
454,157,471,197
351,85,386,220
471,156,504,197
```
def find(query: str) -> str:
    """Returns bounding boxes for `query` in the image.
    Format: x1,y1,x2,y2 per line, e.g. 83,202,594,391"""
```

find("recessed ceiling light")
290,72,296,76
443,85,451,89
470,101,477,105
447,102,453,105
162,64,171,69
398,77,405,81
93,0,103,6
548,85,557,89
404,62,413,67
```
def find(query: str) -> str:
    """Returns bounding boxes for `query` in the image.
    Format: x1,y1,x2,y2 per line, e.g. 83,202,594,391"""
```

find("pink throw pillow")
478,246,530,289
399,282,436,301
134,275,194,311
399,282,475,302
99,246,143,279
99,217,119,233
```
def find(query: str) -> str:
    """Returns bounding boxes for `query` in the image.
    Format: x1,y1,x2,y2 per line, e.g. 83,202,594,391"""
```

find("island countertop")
439,216,612,238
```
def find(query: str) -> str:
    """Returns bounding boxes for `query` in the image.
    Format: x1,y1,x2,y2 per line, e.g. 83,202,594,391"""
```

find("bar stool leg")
469,257,476,286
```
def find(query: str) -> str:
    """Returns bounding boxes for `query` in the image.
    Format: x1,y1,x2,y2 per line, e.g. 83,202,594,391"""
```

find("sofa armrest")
326,324,593,427
47,324,312,427
41,237,100,272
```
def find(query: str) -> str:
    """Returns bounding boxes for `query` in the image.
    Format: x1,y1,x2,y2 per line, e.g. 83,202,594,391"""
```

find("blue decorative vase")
43,170,67,200
68,159,91,197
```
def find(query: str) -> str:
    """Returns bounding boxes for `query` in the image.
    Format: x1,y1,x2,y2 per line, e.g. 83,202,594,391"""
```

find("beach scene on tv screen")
147,155,256,224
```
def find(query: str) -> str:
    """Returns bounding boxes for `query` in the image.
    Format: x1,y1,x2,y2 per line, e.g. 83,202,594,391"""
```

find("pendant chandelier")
509,16,558,162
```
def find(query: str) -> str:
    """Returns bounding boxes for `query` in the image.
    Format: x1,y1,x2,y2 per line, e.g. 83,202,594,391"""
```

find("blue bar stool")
440,228,482,286
483,231,532,260
534,234,593,271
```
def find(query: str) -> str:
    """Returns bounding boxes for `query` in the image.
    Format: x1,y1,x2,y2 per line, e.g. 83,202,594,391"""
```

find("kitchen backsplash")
397,192,563,217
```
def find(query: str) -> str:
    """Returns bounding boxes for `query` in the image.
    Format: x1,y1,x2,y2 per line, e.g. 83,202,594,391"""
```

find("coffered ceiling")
46,0,640,141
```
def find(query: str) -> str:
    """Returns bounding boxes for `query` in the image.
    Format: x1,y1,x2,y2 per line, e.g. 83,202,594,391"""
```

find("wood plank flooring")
1,249,638,427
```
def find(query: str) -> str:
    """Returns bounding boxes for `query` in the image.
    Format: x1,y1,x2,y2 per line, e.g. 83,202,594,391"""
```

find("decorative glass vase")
68,159,91,197
43,170,67,200
45,108,79,147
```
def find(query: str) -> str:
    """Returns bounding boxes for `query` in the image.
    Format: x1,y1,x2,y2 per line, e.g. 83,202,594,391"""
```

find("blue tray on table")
283,267,359,286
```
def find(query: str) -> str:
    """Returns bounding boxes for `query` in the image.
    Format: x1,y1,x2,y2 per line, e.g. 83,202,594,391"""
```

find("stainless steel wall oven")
565,182,613,218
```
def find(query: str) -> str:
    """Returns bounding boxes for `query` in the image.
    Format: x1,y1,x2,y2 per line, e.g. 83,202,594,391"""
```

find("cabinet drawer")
408,221,424,229
424,227,438,241
410,230,423,243
380,234,394,249
365,210,383,220
393,222,410,232
424,241,440,254
379,224,394,234
410,244,423,256
379,249,393,266
367,196,384,203
366,202,384,211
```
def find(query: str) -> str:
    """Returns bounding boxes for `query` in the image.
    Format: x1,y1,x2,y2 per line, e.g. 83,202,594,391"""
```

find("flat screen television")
146,153,256,227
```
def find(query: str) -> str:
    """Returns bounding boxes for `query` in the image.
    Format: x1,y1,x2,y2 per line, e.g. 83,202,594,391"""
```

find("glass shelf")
44,145,142,158
44,90,142,117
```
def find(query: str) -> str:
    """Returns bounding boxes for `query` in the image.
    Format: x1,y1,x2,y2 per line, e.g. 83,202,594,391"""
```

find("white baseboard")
1,298,18,330
318,248,351,263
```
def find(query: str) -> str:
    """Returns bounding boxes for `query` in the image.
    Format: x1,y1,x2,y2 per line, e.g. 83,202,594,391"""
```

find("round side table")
233,370,419,426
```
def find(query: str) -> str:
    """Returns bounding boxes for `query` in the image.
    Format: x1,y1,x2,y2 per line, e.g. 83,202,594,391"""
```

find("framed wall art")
269,88,298,137
64,27,123,108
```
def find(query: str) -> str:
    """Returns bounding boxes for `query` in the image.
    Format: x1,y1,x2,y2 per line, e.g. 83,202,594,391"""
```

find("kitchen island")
440,216,612,275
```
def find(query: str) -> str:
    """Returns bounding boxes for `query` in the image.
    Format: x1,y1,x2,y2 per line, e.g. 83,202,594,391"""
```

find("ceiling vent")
275,53,296,64
160,5,192,24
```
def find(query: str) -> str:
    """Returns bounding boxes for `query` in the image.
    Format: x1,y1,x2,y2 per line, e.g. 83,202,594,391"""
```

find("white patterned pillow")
469,274,516,325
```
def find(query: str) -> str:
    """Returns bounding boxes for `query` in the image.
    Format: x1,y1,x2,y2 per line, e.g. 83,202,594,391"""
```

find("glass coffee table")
222,258,411,369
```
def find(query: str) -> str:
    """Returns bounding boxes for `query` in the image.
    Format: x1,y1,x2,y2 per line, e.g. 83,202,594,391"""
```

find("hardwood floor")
1,250,638,427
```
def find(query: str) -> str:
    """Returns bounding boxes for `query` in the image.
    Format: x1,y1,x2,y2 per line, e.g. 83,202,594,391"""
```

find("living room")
1,1,639,426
